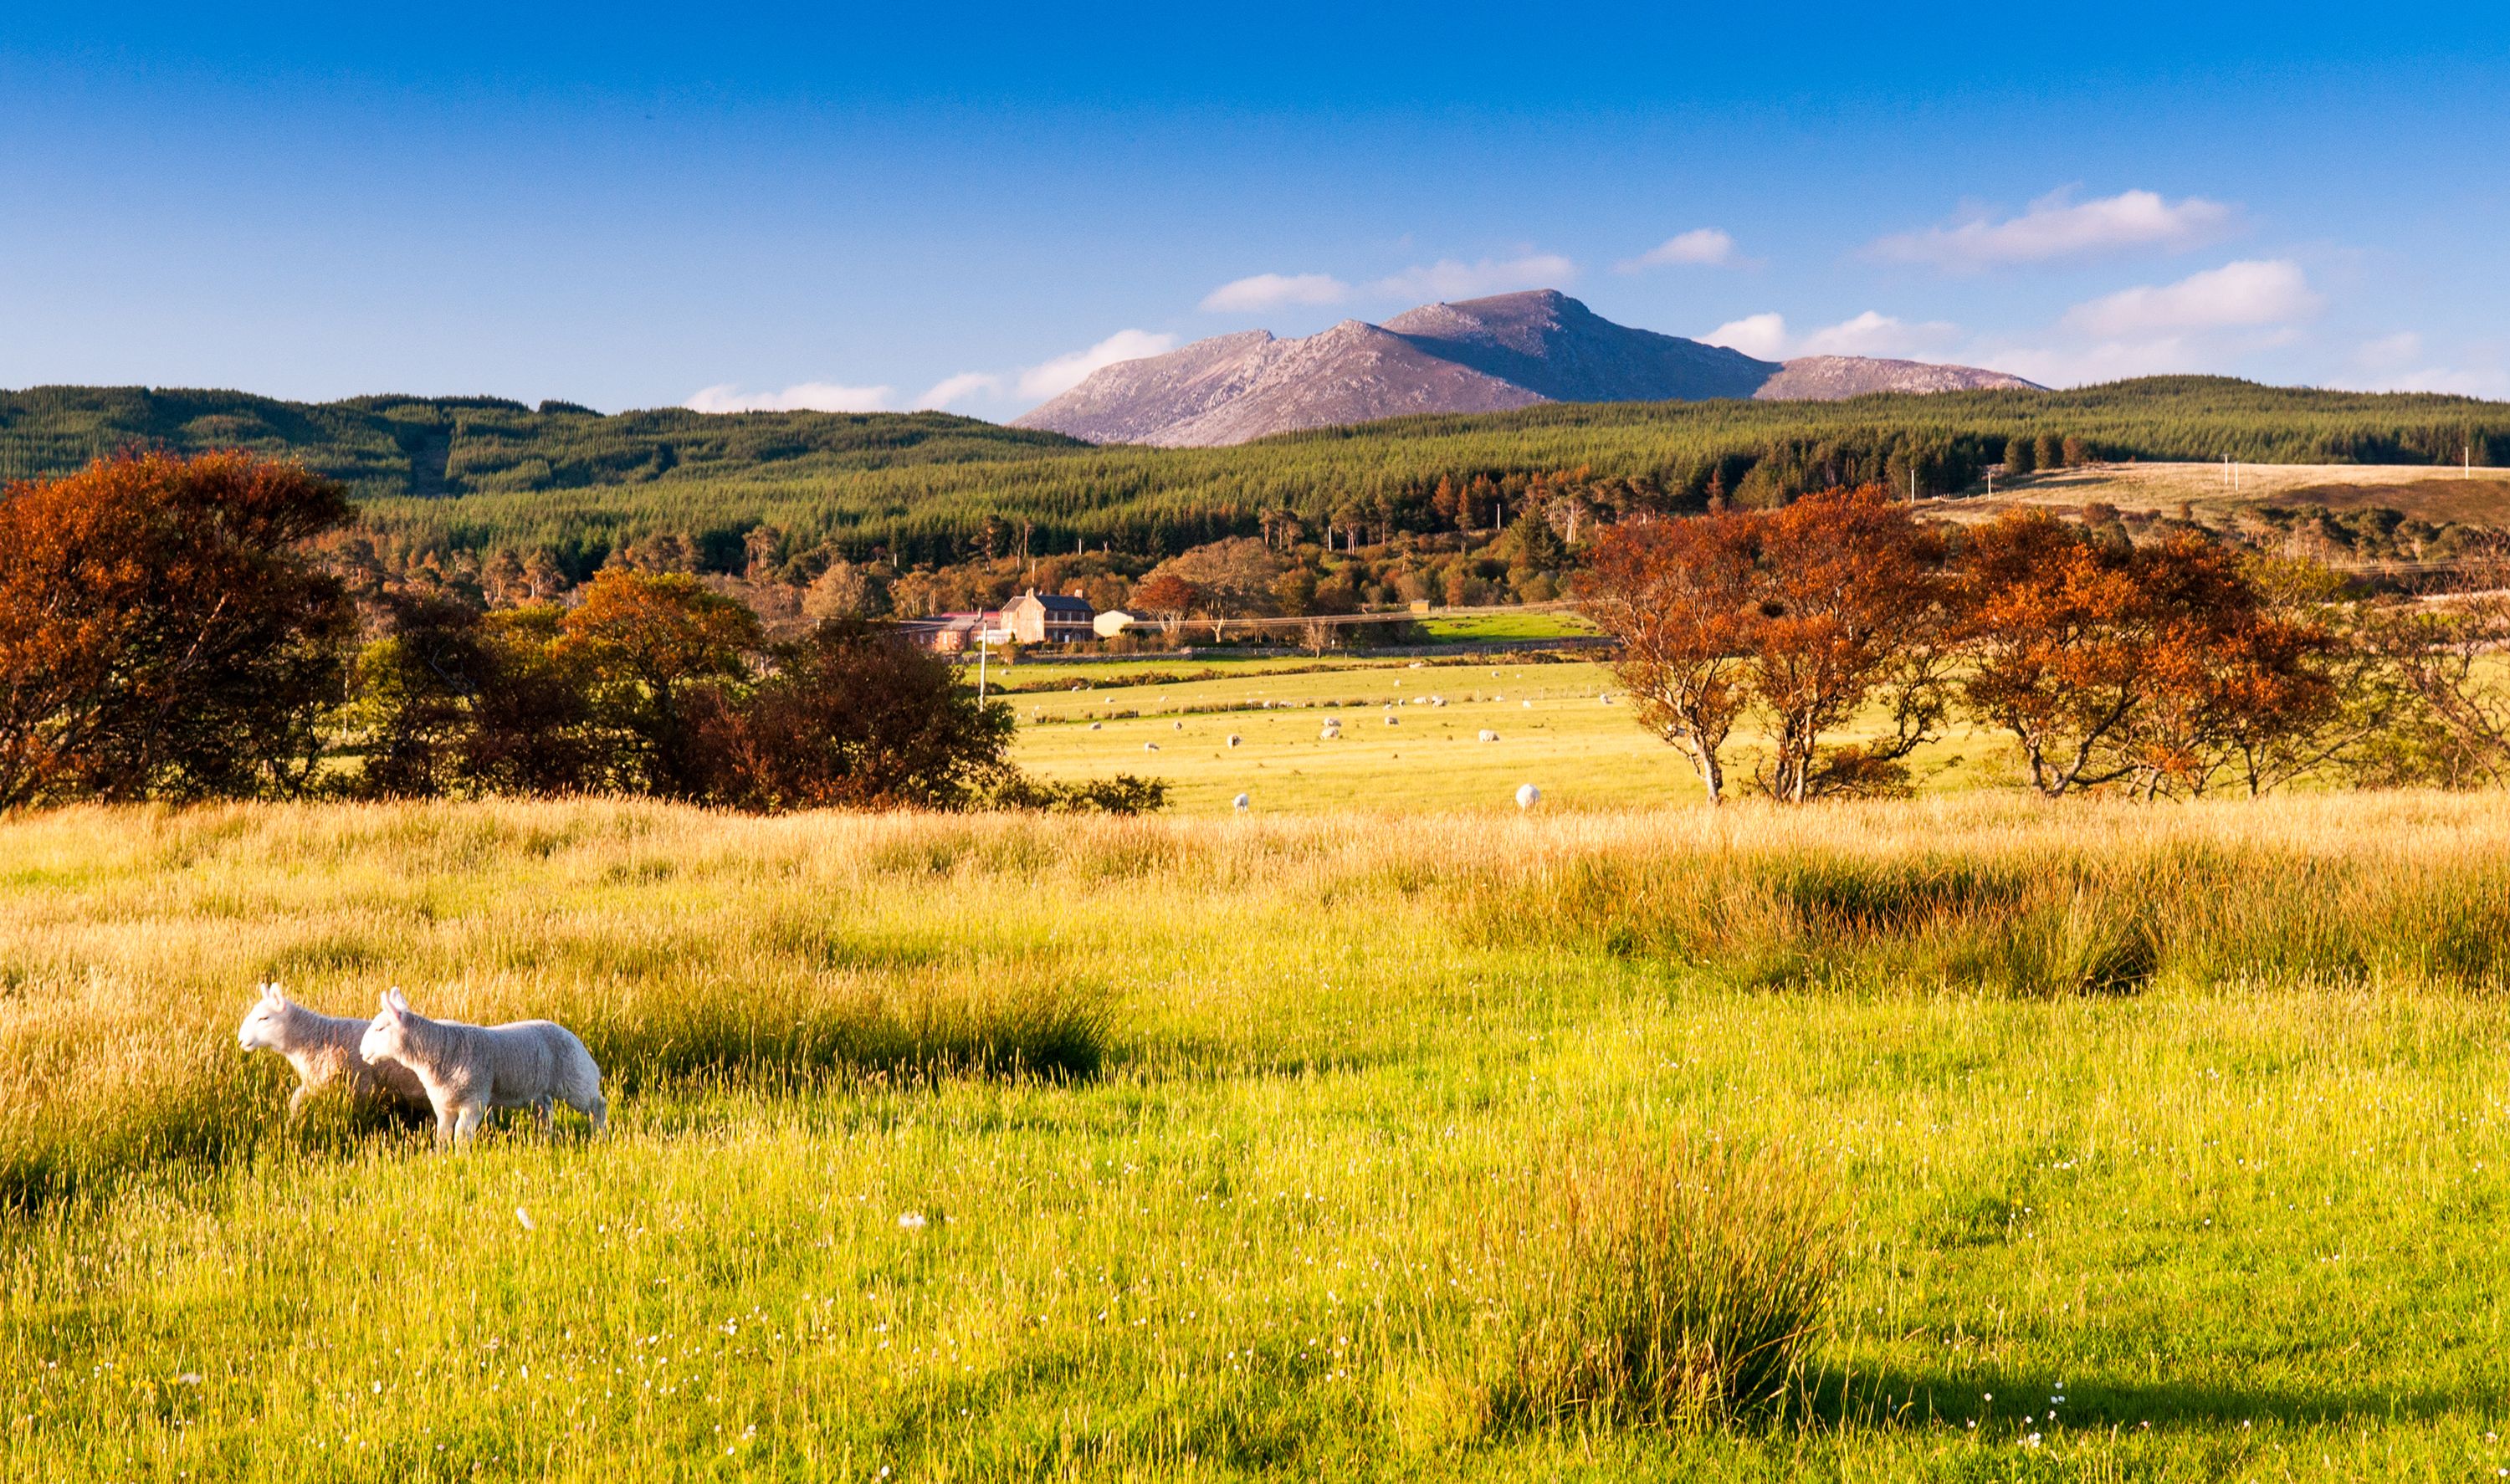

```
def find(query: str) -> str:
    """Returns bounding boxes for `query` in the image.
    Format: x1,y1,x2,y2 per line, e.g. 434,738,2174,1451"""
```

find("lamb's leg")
535,1098,554,1137
576,1092,608,1136
433,1102,456,1152
452,1103,484,1147
287,1084,309,1122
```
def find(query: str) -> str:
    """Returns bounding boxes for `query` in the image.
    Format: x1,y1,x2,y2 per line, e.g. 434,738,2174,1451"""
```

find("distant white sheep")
1479,729,1500,742
1227,734,1242,747
1145,741,1160,751
1385,715,1399,725
1233,792,1250,812
235,983,428,1118
359,988,607,1149
1088,721,1102,730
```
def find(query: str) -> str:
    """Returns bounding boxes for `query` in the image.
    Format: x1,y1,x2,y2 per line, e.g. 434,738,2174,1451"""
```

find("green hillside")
7,377,2509,571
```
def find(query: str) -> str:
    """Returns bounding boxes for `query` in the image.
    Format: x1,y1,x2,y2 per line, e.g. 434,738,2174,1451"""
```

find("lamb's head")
237,983,294,1052
359,987,416,1067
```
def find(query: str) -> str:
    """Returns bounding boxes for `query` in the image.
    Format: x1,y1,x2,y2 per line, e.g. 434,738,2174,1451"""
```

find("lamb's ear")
265,984,289,1007
377,990,401,1018
387,986,410,1013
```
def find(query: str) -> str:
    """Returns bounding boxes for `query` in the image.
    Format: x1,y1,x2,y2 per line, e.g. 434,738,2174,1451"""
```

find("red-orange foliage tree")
1580,489,1950,803
1748,487,1951,801
1130,572,1200,642
554,570,762,796
0,450,351,807
1577,513,1758,803
1954,512,2342,797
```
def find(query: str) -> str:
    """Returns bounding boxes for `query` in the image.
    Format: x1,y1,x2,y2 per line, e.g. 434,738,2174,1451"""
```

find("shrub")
694,617,1015,811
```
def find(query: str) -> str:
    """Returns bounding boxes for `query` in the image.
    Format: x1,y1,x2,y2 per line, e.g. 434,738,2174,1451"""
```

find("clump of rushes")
1487,1133,1837,1430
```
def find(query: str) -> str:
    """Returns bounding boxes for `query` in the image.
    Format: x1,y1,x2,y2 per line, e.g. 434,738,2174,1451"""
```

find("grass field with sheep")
1005,656,2014,814
8,782,2510,1480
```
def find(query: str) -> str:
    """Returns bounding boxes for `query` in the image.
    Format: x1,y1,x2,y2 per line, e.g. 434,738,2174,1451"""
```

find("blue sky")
5,3,2508,415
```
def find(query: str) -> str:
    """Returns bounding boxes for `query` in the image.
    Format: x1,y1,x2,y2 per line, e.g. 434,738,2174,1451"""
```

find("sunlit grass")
7,795,2510,1478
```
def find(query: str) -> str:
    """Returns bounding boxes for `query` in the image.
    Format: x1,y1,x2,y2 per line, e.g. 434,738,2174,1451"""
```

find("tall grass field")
8,792,2510,1479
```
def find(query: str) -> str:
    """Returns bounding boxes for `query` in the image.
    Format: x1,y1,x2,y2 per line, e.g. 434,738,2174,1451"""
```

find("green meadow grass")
8,795,2510,1478
1413,612,1596,642
1009,658,2013,814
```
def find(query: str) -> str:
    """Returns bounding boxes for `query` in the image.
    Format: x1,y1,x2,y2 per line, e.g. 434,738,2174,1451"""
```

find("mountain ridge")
1015,289,2041,446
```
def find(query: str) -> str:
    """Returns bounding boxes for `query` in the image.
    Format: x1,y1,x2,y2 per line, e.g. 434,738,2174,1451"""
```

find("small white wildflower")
898,1212,927,1230
515,1207,534,1231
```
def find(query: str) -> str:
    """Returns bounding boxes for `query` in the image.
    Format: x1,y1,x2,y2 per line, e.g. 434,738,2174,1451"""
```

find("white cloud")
1983,338,2201,389
1201,272,1350,313
2061,259,2320,338
1618,228,1737,272
1796,310,1961,358
1871,188,2236,271
1703,312,1790,360
2358,364,2510,399
914,372,1002,410
1370,253,1576,302
1698,310,1959,361
2356,332,2424,370
1015,329,1178,402
686,381,894,413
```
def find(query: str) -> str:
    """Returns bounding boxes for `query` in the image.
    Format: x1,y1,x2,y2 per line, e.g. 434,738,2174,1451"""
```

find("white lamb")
237,983,430,1117
358,988,607,1149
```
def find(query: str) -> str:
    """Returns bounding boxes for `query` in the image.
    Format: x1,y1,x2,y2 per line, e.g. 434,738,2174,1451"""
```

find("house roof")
1014,589,1094,616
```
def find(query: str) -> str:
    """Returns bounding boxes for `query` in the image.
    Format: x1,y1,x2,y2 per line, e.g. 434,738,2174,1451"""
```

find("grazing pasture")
7,795,2510,1479
1009,657,2010,813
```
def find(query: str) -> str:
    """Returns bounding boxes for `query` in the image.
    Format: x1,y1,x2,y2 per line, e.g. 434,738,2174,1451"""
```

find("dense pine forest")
4,377,2507,576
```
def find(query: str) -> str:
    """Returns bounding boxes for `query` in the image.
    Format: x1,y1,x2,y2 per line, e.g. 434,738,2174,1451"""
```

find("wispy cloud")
1871,188,2236,271
1702,312,1790,360
2351,336,2509,398
913,371,1002,410
1797,310,1959,357
2061,259,2319,337
1982,338,2203,389
686,381,894,413
2356,332,2424,371
1698,310,1958,361
1370,253,1575,302
1015,329,1177,402
1201,272,1351,313
2359,365,2510,399
1617,228,1739,273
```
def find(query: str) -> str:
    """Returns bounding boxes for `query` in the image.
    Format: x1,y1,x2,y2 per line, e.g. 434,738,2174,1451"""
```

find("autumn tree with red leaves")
0,450,352,807
1747,487,1952,801
1576,512,1758,803
1580,488,1949,803
1953,512,2347,797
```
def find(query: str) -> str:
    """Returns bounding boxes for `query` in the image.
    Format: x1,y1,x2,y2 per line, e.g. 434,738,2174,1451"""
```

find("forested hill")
5,377,2509,572
0,386,1086,499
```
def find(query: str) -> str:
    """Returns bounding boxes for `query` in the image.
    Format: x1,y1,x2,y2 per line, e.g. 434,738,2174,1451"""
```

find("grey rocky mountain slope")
1381,289,1778,402
1015,289,2039,446
1751,354,2038,401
